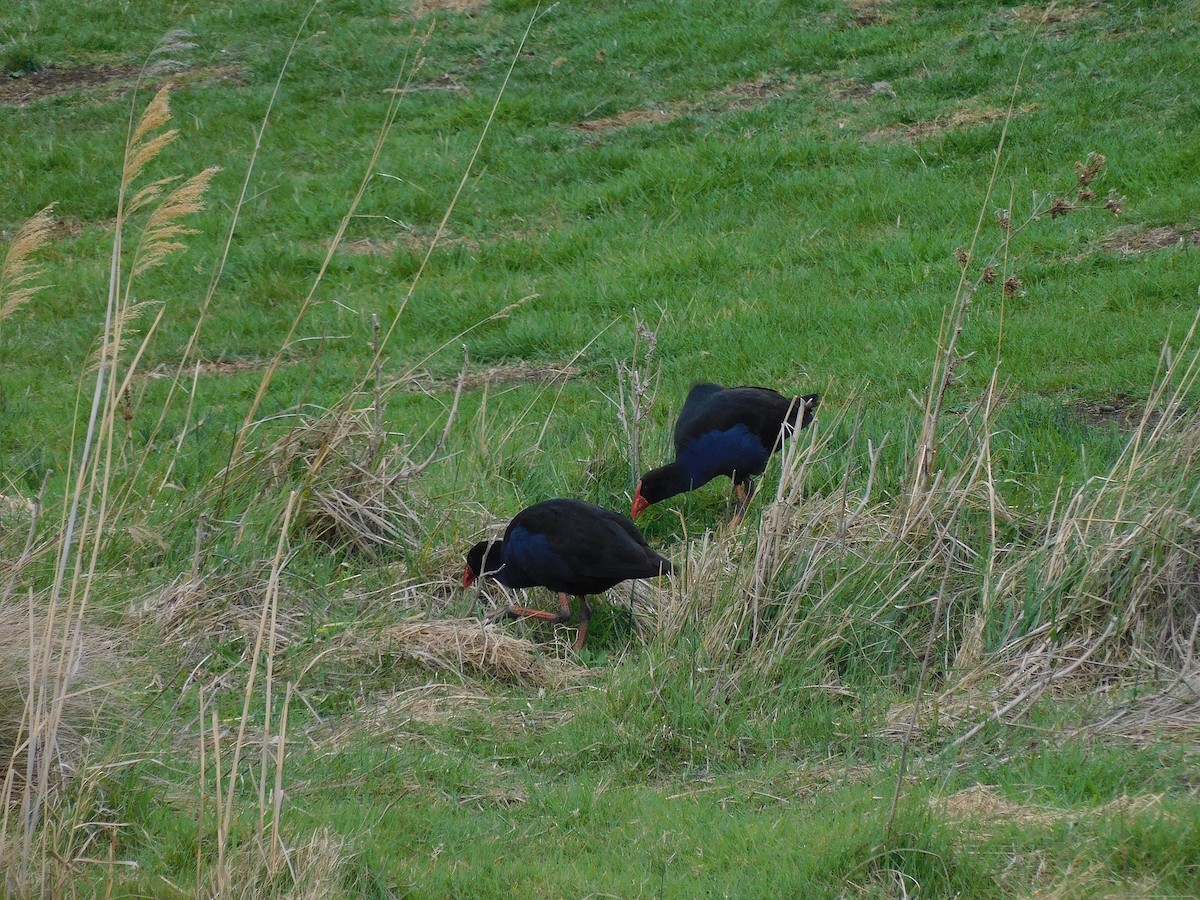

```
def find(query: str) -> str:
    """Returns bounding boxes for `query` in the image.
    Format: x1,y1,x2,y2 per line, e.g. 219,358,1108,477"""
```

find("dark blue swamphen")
631,382,819,523
463,498,673,649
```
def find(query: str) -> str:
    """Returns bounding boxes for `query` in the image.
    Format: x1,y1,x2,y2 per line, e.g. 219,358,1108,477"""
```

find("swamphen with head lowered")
463,498,673,649
631,382,819,523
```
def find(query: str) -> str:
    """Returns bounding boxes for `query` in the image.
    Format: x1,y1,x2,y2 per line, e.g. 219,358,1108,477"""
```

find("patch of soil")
1098,225,1200,256
410,73,469,93
865,103,1036,141
573,72,801,136
1007,2,1103,27
848,0,890,26
710,74,799,110
828,78,894,101
0,63,140,106
401,362,580,393
141,357,274,380
408,0,491,16
1073,394,1161,431
0,63,245,106
333,229,482,255
575,108,678,133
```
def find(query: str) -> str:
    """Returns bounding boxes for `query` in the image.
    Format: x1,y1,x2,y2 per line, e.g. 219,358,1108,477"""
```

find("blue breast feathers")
677,423,771,485
500,528,572,590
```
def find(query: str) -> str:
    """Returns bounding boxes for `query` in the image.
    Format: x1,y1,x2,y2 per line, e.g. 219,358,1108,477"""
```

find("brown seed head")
995,208,1012,231
1048,197,1074,219
1075,152,1106,187
981,265,996,285
1002,275,1025,298
1105,188,1125,217
954,246,969,268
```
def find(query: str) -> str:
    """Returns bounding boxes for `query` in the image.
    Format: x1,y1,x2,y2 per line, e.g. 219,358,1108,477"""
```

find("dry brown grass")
201,826,349,900
1084,669,1200,747
141,564,306,662
409,0,491,17
576,109,678,133
343,618,585,685
1097,224,1200,256
1008,2,1104,27
866,104,1037,141
400,360,580,393
140,356,277,380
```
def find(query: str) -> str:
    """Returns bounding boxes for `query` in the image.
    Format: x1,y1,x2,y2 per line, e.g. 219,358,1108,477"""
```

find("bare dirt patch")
828,78,894,102
710,74,800,110
576,109,678,133
1008,2,1103,27
0,64,141,106
575,73,800,135
336,229,481,255
401,361,580,393
1098,224,1200,256
848,0,890,26
865,103,1036,141
0,63,246,106
407,0,491,16
1072,393,1171,431
141,357,274,380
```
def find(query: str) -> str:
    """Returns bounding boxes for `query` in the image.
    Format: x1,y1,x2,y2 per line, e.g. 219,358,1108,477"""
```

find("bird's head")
463,540,504,587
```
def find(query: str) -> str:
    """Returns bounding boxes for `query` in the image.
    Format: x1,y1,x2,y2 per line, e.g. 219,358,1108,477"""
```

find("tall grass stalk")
2,67,213,892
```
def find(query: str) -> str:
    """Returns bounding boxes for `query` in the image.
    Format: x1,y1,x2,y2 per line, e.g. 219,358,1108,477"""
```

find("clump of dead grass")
0,606,115,809
865,104,1038,141
201,826,349,900
213,342,467,558
1097,224,1200,256
141,561,307,663
343,619,584,686
1083,668,1200,747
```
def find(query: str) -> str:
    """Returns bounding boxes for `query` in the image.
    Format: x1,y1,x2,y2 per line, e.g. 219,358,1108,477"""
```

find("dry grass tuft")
866,104,1037,141
1097,224,1200,256
410,0,491,16
576,109,678,133
932,783,1062,829
1084,669,1200,747
711,73,800,109
345,619,584,685
140,356,277,380
142,565,305,661
400,360,580,393
0,604,116,808
204,826,348,900
1008,2,1103,27
847,0,890,27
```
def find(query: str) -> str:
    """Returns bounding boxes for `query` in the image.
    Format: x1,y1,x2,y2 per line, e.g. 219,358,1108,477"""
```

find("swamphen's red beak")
462,565,476,588
630,481,649,521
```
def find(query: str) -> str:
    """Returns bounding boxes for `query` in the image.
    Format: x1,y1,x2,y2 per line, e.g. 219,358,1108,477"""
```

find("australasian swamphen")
463,498,673,649
631,382,820,523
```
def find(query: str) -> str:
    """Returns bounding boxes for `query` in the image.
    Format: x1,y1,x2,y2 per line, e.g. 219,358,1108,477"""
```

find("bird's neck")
642,462,699,504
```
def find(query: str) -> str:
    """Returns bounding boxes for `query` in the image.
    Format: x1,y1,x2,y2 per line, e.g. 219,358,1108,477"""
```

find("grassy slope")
3,0,1200,896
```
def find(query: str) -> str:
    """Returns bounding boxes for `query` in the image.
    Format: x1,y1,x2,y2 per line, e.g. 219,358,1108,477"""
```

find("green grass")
3,0,1200,896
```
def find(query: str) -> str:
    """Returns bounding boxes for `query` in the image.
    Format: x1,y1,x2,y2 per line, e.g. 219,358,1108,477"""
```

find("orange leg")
488,592,573,626
731,481,754,526
573,597,593,649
